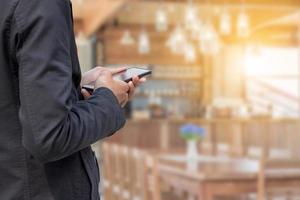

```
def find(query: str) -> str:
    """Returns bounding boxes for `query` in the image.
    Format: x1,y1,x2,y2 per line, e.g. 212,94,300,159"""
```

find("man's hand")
128,76,146,100
81,67,146,106
94,70,130,106
80,66,126,87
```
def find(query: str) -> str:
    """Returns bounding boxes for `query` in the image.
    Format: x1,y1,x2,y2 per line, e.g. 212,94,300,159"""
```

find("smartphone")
82,67,151,95
114,67,151,83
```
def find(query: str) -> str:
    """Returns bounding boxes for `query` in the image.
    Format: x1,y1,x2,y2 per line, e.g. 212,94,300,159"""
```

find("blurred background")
72,0,300,199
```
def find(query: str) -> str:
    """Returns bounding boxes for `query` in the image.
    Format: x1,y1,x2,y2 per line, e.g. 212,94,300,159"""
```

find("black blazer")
0,0,126,199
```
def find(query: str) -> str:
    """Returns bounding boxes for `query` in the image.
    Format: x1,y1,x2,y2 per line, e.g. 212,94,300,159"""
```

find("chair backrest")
143,153,161,200
102,143,146,200
212,120,245,157
244,120,295,160
257,158,300,200
100,142,114,199
119,145,131,199
127,147,146,200
108,143,124,199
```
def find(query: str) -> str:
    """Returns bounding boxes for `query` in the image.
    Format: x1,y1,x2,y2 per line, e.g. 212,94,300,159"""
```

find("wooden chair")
119,146,131,200
143,153,161,200
127,148,146,200
211,120,244,157
257,158,300,200
100,142,114,200
143,152,187,200
109,143,123,200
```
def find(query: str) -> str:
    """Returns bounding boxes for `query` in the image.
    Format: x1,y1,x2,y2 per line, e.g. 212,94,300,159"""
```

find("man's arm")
13,0,126,163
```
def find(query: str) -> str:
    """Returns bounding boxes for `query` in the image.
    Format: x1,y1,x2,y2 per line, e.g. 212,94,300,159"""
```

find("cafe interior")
72,0,300,199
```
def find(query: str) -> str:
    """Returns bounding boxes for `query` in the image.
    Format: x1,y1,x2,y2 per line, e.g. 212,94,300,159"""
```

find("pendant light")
200,21,219,55
185,0,198,31
138,30,150,54
190,19,203,40
155,4,168,32
219,6,231,36
237,1,250,38
120,30,135,45
184,42,196,62
199,0,219,55
166,24,187,55
138,4,150,55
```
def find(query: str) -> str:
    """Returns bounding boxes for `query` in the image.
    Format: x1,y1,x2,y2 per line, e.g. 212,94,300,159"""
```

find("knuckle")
101,70,111,76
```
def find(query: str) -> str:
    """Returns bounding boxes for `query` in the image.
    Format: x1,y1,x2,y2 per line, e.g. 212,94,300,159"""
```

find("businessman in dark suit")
0,0,143,199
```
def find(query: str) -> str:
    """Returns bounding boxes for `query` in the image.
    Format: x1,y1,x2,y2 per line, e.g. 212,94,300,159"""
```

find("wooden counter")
106,118,300,159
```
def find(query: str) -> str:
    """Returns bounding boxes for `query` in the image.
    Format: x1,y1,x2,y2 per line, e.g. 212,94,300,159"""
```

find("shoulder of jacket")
14,0,71,30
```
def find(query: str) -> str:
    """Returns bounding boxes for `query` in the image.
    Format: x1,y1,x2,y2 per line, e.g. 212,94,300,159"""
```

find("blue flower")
180,124,205,140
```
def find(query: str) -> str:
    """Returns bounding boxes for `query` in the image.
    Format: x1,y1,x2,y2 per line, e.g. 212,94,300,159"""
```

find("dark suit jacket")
0,0,126,199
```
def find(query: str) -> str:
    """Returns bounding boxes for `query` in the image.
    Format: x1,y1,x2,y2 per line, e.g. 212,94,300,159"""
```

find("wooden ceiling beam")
73,0,128,37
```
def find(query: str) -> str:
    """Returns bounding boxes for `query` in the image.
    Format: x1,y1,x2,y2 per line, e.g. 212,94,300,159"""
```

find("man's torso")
0,1,100,199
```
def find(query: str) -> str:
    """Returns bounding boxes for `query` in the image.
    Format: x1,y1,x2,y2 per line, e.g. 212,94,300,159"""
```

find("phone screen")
82,67,151,94
114,67,151,82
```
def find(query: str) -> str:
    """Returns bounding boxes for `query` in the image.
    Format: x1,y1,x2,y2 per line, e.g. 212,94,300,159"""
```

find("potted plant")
180,124,205,161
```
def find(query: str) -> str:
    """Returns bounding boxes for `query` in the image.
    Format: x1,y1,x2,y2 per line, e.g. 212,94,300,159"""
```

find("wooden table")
156,154,300,200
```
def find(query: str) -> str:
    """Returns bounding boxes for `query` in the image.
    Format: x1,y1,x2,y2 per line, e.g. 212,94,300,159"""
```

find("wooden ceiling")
73,0,300,46
116,0,300,45
72,0,128,36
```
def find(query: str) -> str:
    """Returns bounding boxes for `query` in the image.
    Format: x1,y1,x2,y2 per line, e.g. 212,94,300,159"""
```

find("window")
245,47,300,117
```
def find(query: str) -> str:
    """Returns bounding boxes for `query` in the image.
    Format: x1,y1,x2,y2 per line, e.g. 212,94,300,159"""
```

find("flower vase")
187,140,198,160
186,140,198,171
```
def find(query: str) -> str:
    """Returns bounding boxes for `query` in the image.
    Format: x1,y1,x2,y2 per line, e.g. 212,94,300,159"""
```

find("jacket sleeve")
13,0,126,163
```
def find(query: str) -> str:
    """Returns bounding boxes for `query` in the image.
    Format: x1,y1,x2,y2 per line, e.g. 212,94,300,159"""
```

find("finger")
116,79,130,92
128,81,135,100
134,77,147,87
81,89,91,100
140,77,147,82
132,76,139,87
109,67,127,75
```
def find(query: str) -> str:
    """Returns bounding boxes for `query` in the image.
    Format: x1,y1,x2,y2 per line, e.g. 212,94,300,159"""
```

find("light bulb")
120,30,135,45
185,5,198,31
200,23,214,42
184,43,196,62
190,19,203,40
166,25,187,55
220,8,231,35
138,30,150,54
155,8,168,32
199,23,220,55
237,10,250,38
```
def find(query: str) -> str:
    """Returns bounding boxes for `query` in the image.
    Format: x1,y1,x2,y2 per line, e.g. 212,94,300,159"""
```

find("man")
0,0,143,199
